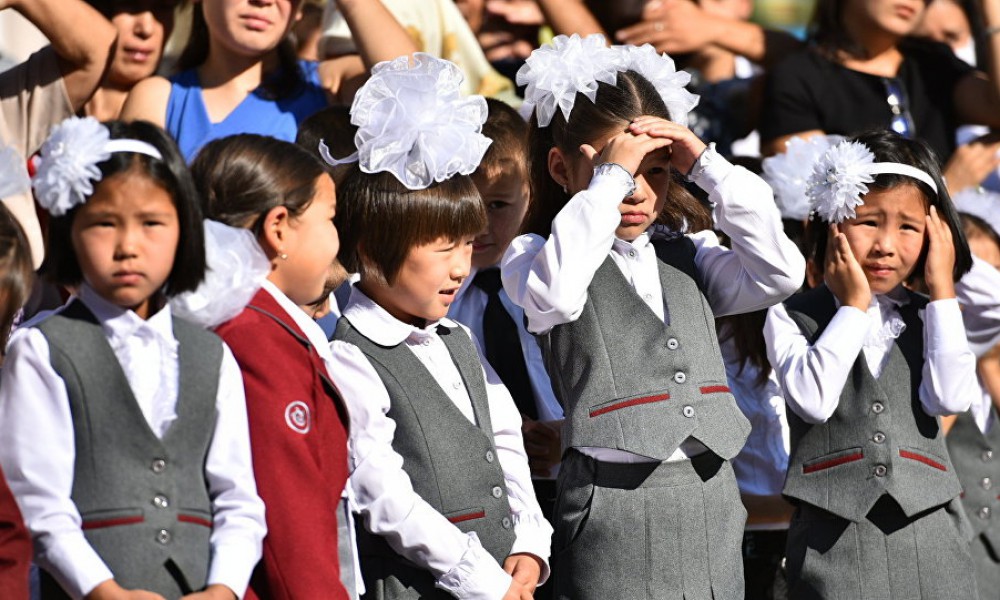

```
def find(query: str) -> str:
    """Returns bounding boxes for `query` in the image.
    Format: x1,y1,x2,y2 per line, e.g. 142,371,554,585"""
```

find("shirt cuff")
589,167,636,204
688,144,734,195
510,514,553,584
436,533,512,600
39,533,114,599
924,298,969,353
207,538,262,599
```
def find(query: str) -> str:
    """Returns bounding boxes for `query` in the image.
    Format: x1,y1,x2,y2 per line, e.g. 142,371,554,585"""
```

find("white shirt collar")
76,283,175,350
343,285,458,347
612,231,653,255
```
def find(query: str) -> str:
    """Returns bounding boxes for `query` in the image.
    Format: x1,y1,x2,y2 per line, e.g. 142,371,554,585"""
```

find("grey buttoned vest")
947,407,1000,552
783,285,961,522
36,300,221,596
334,319,515,599
537,236,751,461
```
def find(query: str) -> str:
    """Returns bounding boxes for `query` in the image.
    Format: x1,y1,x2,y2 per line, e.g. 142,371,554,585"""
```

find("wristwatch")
593,162,636,197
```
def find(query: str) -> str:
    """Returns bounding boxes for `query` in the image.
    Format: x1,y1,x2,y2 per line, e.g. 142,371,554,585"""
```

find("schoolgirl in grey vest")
765,131,981,599
502,35,805,600
324,55,552,600
0,118,266,599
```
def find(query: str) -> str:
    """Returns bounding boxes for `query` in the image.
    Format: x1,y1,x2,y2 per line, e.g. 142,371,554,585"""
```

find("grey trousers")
785,496,979,600
552,450,746,600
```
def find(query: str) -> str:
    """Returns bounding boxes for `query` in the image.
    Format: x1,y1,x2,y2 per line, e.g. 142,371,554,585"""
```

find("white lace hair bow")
807,140,938,223
517,33,700,127
0,143,31,200
32,116,163,217
762,135,844,221
319,53,492,190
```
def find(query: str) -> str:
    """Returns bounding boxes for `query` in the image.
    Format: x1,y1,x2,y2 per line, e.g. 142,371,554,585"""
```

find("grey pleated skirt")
552,449,746,600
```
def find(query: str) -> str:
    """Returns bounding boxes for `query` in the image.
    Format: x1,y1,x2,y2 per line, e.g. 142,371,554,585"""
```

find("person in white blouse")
765,131,982,599
501,35,804,600
0,119,266,600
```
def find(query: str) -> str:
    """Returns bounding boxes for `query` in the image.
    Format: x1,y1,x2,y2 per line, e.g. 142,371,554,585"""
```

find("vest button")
873,464,887,477
666,338,679,350
984,450,995,462
492,486,503,499
152,495,169,509
156,529,171,544
983,477,993,490
872,432,886,444
486,450,495,463
501,517,512,529
682,405,695,418
872,402,885,414
151,459,166,473
673,372,686,384
980,506,992,520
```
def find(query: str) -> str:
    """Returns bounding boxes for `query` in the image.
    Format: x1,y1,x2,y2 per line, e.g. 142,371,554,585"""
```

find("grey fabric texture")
36,300,222,597
947,407,1000,592
783,285,962,522
334,319,516,600
553,449,746,600
538,236,750,461
784,499,978,600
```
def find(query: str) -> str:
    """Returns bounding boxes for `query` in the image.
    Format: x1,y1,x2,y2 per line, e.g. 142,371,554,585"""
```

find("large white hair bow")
616,44,699,125
762,135,844,221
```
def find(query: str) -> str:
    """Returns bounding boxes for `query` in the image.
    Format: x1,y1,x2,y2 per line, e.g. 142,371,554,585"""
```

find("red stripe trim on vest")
899,450,947,471
589,394,671,418
802,452,865,474
447,511,486,524
699,385,731,394
81,516,145,530
178,514,213,528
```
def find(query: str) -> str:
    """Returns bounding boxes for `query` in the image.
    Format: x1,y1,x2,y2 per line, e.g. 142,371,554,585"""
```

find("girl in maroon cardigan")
191,134,350,600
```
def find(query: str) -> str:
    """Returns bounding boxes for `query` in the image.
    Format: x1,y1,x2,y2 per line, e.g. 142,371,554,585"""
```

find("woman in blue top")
122,0,415,161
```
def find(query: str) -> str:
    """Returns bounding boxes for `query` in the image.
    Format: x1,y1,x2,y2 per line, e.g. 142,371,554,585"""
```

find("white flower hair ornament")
32,116,163,217
0,143,31,200
516,33,626,127
616,44,699,126
762,134,844,221
806,140,938,223
319,53,491,190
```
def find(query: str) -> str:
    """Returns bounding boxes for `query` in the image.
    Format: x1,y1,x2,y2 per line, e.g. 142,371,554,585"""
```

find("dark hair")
191,134,326,235
959,212,1000,250
295,105,358,185
717,311,771,386
85,0,179,19
176,2,304,99
807,129,973,282
43,120,206,296
810,0,931,58
337,170,486,285
0,204,34,351
475,98,529,182
521,70,706,238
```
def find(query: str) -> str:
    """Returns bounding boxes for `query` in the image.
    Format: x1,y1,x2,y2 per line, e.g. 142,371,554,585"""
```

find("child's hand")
181,584,238,600
627,116,708,175
522,418,562,477
924,205,957,301
825,224,871,311
503,553,543,598
85,580,167,600
579,127,674,177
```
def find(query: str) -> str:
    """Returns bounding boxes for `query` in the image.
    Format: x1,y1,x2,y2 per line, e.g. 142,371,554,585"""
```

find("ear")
259,205,291,259
547,147,571,191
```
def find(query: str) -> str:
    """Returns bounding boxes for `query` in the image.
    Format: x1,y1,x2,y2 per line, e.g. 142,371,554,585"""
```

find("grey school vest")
783,285,962,523
947,407,1000,553
334,319,515,599
538,236,751,461
36,300,222,595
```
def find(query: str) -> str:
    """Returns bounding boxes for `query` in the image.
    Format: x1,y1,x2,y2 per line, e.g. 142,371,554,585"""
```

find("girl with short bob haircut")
328,53,552,600
0,117,266,600
766,129,981,599
192,133,354,600
502,34,805,599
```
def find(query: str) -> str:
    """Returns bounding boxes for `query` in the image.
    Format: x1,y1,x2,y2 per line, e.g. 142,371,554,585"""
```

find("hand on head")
578,116,706,176
924,206,958,301
825,223,872,311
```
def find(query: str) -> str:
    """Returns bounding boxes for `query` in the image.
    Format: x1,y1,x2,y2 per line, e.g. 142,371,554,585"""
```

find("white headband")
807,140,938,223
33,116,164,217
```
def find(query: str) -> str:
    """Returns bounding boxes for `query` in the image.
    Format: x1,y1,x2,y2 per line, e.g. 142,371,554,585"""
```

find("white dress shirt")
329,287,552,600
0,285,266,600
500,148,805,463
765,289,978,425
956,255,1000,356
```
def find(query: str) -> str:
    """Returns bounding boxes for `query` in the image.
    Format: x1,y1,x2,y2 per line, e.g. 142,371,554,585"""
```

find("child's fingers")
579,143,600,164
